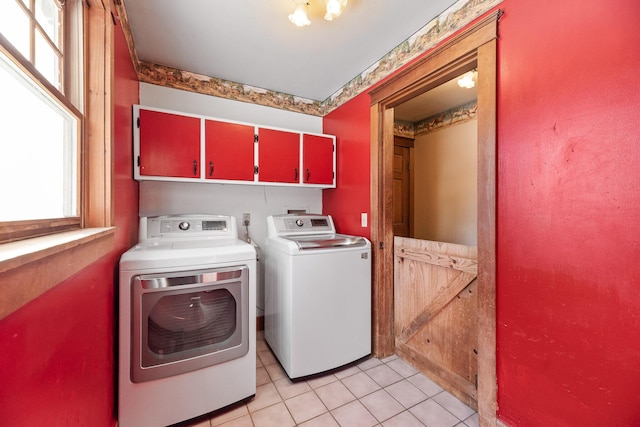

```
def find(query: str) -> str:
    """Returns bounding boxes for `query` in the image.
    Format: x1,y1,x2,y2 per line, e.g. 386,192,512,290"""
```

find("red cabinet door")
258,128,300,183
302,134,335,185
204,120,255,181
139,109,201,178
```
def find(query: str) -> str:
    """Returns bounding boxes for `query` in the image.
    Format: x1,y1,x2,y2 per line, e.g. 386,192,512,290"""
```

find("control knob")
295,219,304,227
178,221,190,231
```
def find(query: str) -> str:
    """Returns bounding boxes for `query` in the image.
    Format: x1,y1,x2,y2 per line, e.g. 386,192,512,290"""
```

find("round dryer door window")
147,289,237,356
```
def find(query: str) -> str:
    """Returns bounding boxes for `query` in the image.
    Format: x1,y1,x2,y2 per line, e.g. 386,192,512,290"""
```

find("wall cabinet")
303,134,335,185
257,128,300,184
204,119,255,181
133,105,336,188
138,109,201,179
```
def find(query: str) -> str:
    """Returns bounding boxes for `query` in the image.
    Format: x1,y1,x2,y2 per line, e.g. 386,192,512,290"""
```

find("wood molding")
113,1,140,75
476,37,498,427
84,0,114,228
369,9,500,426
0,228,115,319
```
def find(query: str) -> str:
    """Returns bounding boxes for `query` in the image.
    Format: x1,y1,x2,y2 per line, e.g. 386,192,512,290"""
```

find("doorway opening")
368,10,500,426
393,71,478,244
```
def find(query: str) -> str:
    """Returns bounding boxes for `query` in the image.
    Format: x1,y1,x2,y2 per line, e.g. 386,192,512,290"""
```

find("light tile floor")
176,331,478,427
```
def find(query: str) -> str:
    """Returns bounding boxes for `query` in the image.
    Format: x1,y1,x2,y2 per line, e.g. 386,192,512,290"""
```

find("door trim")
368,10,500,426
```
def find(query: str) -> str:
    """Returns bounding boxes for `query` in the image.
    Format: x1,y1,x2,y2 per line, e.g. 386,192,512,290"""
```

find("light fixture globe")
457,70,477,89
289,1,311,27
324,0,347,21
288,0,347,26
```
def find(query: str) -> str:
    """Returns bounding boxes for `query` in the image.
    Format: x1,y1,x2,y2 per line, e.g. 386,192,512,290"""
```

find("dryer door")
131,266,249,383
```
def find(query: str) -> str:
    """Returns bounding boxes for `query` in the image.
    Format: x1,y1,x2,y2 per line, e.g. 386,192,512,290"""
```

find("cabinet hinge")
379,242,384,249
137,155,140,167
407,161,410,171
475,374,478,389
254,134,259,143
136,117,140,128
254,165,259,174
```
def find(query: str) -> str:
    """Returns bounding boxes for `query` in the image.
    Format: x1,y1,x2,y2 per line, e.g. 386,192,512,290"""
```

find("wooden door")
204,119,255,181
302,134,335,185
257,128,300,183
394,237,478,409
138,109,201,178
393,145,410,237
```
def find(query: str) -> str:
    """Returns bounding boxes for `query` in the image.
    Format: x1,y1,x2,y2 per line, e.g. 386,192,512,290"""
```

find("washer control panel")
268,214,335,236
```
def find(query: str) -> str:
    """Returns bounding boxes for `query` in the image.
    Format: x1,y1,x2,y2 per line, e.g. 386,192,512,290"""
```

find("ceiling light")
289,0,347,26
457,70,477,89
324,0,348,21
289,1,311,27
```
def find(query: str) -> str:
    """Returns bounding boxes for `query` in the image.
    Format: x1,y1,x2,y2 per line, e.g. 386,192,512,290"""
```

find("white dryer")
264,214,371,379
118,215,256,427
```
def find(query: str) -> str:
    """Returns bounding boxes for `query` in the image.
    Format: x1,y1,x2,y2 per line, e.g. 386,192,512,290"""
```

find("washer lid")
282,234,367,250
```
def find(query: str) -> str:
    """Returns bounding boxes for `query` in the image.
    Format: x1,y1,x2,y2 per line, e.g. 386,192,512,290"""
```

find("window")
1,0,64,91
0,0,82,243
0,0,115,318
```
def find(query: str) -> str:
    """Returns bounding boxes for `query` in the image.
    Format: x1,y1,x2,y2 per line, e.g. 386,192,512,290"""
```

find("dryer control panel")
140,215,236,240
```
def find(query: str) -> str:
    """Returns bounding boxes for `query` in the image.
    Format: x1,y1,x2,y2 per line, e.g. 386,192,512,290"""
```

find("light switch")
361,213,367,227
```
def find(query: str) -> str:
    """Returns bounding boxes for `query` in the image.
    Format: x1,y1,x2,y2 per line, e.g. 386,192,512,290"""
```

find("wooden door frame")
368,10,500,426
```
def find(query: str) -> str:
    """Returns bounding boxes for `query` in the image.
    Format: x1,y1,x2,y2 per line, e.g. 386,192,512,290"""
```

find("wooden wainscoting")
394,237,478,409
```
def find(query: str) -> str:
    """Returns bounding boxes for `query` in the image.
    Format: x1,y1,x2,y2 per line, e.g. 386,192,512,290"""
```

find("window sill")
0,227,115,319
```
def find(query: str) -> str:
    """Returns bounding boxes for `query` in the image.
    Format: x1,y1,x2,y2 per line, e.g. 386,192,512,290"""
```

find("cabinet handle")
305,168,310,182
193,160,198,176
294,168,298,181
209,161,214,176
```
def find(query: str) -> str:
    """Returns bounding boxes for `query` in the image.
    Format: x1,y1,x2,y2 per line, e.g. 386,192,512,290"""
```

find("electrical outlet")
242,213,250,226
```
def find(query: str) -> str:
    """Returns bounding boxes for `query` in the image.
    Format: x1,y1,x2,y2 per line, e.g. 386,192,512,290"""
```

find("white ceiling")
123,0,475,121
394,74,477,121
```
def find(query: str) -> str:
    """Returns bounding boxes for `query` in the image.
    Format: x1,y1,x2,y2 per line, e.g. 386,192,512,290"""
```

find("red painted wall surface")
322,92,371,238
0,13,139,426
497,0,640,425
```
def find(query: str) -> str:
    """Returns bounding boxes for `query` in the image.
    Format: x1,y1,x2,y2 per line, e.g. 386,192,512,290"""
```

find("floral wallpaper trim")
394,121,416,139
122,0,501,117
394,100,478,138
137,62,325,116
324,0,501,114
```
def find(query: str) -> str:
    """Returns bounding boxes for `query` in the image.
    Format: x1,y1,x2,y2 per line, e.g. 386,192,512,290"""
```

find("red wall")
497,0,640,425
0,13,139,426
322,91,371,238
323,1,640,425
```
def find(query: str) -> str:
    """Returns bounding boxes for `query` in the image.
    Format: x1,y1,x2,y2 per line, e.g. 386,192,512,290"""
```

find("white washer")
118,215,256,427
264,214,371,379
